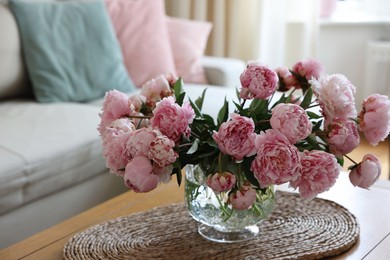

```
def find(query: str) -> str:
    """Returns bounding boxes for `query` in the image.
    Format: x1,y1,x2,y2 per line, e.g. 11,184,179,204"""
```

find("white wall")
317,21,390,106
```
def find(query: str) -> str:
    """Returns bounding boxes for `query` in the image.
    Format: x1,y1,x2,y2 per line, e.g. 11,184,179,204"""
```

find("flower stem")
214,192,233,221
128,115,151,119
304,103,320,109
240,99,247,108
344,154,358,165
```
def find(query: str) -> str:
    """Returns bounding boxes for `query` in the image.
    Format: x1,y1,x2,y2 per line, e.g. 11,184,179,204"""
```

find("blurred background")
165,0,390,106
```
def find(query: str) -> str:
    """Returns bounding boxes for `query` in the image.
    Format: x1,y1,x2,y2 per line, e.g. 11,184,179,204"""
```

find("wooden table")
1,173,389,259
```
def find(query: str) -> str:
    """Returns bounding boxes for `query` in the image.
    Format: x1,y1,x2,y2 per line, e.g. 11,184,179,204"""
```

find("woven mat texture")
63,191,359,260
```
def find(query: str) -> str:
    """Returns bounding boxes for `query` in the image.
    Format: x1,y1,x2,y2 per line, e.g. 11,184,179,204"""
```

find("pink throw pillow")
105,0,176,87
166,17,212,84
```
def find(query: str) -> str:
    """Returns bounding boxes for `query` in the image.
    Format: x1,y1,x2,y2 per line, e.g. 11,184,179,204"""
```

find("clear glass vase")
185,164,275,243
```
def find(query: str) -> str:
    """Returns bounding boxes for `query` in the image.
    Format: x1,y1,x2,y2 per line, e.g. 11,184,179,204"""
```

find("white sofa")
0,3,245,248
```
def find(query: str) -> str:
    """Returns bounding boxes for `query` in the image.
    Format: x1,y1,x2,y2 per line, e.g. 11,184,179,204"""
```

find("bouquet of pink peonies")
98,58,390,210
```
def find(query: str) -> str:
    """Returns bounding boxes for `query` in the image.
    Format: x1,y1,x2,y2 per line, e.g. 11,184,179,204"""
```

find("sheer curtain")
165,0,319,67
165,0,262,62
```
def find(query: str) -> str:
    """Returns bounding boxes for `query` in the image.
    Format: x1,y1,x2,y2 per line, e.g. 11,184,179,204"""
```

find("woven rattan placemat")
63,191,359,260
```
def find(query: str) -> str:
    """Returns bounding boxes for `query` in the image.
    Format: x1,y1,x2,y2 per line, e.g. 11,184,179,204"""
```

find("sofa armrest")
201,56,246,88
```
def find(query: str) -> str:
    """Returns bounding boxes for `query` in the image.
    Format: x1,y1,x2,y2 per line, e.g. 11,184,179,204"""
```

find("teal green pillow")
9,0,135,103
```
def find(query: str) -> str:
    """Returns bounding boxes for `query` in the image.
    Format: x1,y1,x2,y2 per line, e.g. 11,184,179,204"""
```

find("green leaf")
187,138,200,154
176,92,186,107
176,170,182,186
300,87,313,108
195,88,207,110
172,160,182,186
189,98,202,118
271,93,286,108
312,119,323,132
173,77,183,98
235,88,241,101
241,157,260,188
337,157,344,167
217,97,229,126
306,111,321,119
203,114,216,127
249,99,268,118
306,134,321,150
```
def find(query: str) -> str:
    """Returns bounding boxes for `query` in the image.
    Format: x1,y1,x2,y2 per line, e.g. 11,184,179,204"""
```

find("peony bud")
349,154,381,189
206,172,237,193
229,184,257,210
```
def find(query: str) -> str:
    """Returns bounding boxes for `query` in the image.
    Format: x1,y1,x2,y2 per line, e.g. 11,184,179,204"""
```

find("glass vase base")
197,223,259,243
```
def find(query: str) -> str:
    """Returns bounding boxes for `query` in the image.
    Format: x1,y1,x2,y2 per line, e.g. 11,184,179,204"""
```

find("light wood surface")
1,174,390,260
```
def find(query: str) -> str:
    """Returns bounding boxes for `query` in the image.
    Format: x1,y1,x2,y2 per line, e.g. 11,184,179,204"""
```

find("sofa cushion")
0,100,108,214
166,17,212,84
9,0,134,103
0,4,30,100
105,0,176,87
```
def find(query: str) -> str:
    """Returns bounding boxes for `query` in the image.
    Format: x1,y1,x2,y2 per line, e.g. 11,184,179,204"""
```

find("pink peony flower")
275,66,297,91
311,74,357,127
358,94,390,146
102,130,132,176
206,172,237,193
290,150,340,199
349,154,381,189
292,58,325,80
213,113,257,161
150,97,195,142
239,61,278,100
126,127,160,158
327,120,360,157
270,103,312,144
251,129,301,188
229,184,257,210
148,135,178,167
140,74,174,107
99,90,132,135
124,156,159,193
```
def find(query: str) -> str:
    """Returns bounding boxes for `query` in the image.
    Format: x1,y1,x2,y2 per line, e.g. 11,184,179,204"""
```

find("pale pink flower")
327,120,360,157
349,154,381,189
126,127,160,157
129,94,146,112
358,94,390,146
213,113,257,161
292,58,325,80
275,66,297,91
251,129,301,188
150,97,195,142
148,135,178,167
270,103,312,144
290,150,340,199
99,90,132,135
140,74,174,107
102,130,132,176
100,117,135,139
206,172,237,193
108,118,135,133
130,112,150,129
229,184,257,210
153,164,173,183
239,61,278,100
311,74,357,127
124,156,159,193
